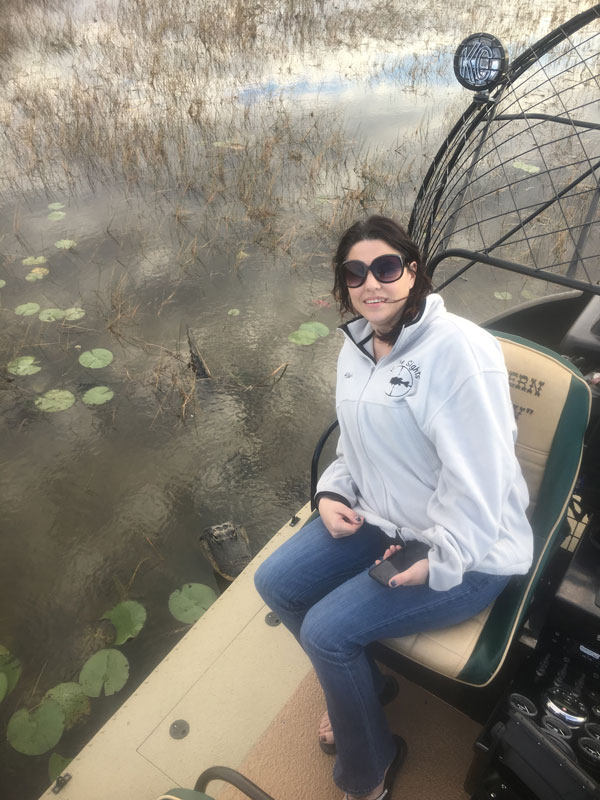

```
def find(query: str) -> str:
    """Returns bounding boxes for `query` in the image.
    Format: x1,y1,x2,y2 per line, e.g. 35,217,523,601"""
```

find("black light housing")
453,33,507,92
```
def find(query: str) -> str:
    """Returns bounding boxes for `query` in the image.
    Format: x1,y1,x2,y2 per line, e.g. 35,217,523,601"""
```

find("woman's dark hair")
332,215,432,343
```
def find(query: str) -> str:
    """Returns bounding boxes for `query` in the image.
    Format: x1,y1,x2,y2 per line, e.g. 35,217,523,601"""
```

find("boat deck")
39,503,478,800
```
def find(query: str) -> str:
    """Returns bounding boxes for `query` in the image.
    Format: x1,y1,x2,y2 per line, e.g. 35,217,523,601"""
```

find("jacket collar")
339,294,444,360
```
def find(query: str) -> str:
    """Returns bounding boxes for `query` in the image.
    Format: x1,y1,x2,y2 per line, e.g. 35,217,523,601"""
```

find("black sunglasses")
342,253,406,288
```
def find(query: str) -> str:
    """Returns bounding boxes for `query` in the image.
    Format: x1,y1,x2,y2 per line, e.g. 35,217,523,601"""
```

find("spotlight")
453,33,507,92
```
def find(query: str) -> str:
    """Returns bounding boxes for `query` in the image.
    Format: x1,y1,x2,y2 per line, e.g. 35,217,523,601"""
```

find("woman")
254,216,533,800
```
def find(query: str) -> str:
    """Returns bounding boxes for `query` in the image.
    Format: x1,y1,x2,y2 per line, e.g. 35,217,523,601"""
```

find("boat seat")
311,332,591,687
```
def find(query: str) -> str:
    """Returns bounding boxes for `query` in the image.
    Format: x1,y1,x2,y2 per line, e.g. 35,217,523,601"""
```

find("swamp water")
0,0,590,797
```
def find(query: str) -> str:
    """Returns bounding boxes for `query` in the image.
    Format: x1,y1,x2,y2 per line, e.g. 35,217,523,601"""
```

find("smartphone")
368,540,430,587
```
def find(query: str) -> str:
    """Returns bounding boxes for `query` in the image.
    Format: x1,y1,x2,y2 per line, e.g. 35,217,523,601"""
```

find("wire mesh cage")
409,5,600,304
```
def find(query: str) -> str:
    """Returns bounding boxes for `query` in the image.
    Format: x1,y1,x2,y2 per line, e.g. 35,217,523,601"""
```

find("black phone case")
368,541,430,586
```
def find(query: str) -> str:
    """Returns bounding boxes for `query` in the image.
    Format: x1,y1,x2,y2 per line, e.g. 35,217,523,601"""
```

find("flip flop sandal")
319,675,400,755
343,734,407,800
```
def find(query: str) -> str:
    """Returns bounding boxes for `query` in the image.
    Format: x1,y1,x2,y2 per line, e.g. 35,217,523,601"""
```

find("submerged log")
199,521,252,581
187,325,212,379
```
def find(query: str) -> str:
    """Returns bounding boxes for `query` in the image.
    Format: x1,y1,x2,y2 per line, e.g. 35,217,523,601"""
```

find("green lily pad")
39,308,66,322
26,266,49,282
45,683,90,729
299,321,329,338
54,240,76,250
102,601,146,645
15,302,40,316
79,349,113,369
494,291,512,301
520,288,536,300
47,203,65,211
0,646,22,695
7,699,65,755
49,753,72,783
22,256,47,266
0,672,8,703
35,389,75,412
168,583,217,624
512,160,540,174
82,386,114,406
63,307,85,321
8,356,42,376
228,308,240,316
0,279,6,288
48,211,66,221
288,329,318,345
79,649,129,698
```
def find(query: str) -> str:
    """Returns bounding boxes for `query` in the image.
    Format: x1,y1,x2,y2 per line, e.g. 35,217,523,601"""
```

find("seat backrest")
454,332,591,685
496,333,591,560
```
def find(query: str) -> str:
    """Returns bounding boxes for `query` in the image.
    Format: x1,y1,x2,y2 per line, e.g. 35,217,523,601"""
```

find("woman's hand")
375,543,429,587
318,497,363,538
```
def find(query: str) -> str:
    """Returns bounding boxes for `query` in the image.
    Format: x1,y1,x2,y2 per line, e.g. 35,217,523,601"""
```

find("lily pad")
47,202,65,211
0,279,5,288
79,349,113,369
168,583,217,624
299,321,329,338
26,267,49,282
288,329,318,345
15,302,40,316
0,646,22,695
7,699,65,755
22,256,47,266
512,160,540,174
102,601,146,645
8,356,42,376
0,672,7,703
520,288,537,300
49,753,72,783
48,211,66,221
45,683,90,729
54,240,76,250
35,389,75,412
82,386,114,406
79,649,129,698
227,308,240,316
39,308,66,322
63,307,85,321
493,291,512,301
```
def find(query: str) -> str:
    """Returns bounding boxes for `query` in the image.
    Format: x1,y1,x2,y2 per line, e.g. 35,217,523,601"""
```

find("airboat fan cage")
409,5,600,301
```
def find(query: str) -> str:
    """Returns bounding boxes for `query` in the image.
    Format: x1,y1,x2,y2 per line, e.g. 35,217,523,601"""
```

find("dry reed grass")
0,0,590,419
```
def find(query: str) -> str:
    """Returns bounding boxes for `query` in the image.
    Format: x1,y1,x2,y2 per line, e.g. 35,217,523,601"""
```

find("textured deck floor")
218,669,478,800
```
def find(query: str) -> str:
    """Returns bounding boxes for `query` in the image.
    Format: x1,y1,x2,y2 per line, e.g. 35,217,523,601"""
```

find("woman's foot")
318,709,335,753
344,734,407,800
318,675,399,755
345,778,384,800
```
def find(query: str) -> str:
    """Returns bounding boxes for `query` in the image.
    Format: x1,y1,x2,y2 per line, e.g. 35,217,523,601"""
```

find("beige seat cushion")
382,604,493,678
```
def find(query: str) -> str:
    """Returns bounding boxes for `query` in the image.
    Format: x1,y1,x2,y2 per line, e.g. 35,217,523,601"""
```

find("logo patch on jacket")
385,360,421,397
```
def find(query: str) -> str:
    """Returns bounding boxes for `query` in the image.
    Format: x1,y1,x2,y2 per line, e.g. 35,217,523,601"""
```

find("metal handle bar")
194,766,277,800
310,418,340,509
427,248,600,296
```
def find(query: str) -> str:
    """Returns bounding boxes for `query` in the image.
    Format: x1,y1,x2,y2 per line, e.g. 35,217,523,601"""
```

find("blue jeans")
254,516,510,796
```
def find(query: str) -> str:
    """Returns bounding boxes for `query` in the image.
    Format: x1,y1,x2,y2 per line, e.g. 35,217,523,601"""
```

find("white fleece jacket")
316,294,533,591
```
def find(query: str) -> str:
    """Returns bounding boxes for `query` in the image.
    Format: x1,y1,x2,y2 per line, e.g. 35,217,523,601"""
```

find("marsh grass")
1,0,591,422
